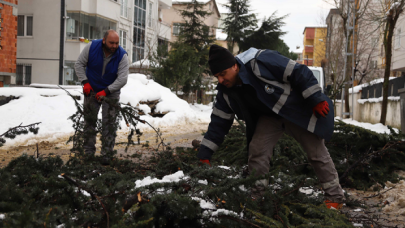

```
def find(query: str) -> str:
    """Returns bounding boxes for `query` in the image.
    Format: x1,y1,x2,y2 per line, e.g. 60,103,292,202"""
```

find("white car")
308,66,326,94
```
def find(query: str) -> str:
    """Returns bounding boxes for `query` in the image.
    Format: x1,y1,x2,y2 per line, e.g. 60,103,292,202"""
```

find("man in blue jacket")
75,30,129,164
198,45,344,209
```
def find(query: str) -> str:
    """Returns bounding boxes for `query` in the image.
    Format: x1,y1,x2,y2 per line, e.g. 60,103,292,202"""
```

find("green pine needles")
1,115,404,227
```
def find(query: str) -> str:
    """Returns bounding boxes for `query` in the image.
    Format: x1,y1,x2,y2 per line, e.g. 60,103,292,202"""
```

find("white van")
308,66,326,93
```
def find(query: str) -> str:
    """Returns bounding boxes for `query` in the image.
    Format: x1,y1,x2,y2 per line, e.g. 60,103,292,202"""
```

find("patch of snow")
353,208,362,212
0,214,4,220
192,197,216,209
135,171,186,188
382,180,405,215
357,96,399,104
353,223,363,227
218,166,231,170
216,29,227,40
0,73,213,148
335,117,399,134
198,180,208,185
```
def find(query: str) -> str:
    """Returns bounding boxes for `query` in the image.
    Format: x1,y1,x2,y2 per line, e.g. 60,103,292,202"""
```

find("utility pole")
340,0,356,120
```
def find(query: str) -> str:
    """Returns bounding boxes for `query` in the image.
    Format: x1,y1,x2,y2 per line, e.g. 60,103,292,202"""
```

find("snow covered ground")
0,74,212,147
0,73,399,147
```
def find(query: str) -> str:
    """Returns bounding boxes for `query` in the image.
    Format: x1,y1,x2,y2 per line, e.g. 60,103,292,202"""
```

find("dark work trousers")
249,115,345,203
83,91,120,156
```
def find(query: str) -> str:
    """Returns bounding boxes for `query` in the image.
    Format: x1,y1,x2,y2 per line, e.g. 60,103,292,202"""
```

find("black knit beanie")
208,44,236,75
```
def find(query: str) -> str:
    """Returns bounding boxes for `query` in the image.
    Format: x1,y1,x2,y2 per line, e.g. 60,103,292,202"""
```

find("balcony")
159,0,172,9
305,28,315,39
158,21,171,40
305,45,314,53
302,59,313,66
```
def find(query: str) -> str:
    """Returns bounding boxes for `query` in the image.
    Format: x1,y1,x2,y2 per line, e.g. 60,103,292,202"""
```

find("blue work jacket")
198,48,334,160
86,39,127,92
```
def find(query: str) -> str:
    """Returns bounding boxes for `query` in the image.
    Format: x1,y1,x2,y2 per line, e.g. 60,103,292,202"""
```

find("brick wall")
0,0,18,75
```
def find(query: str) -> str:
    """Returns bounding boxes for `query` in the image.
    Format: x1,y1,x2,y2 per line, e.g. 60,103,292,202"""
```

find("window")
17,15,33,36
148,1,153,27
16,64,32,85
120,30,127,50
66,12,116,40
121,0,128,18
64,61,80,85
395,28,401,49
133,0,147,62
173,23,184,36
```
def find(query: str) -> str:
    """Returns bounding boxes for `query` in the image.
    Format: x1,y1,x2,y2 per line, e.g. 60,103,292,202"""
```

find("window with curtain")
133,0,146,62
121,0,128,18
148,1,152,27
120,30,127,50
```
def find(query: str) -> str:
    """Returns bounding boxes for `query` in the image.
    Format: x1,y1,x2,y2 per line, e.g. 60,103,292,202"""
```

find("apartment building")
0,0,18,87
302,26,327,67
15,0,171,86
161,0,220,46
392,14,405,74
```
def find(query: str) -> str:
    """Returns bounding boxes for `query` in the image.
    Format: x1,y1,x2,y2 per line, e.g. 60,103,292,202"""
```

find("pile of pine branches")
1,89,404,227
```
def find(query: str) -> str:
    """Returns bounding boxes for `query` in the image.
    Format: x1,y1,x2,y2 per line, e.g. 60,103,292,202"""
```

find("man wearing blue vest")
198,45,345,209
75,30,129,164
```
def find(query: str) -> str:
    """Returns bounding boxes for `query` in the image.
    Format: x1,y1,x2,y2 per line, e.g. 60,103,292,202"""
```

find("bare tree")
364,0,405,124
324,0,378,117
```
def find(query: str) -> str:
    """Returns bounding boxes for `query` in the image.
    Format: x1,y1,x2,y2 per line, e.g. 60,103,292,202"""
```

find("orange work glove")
200,159,211,166
83,83,93,96
313,101,329,118
95,90,107,101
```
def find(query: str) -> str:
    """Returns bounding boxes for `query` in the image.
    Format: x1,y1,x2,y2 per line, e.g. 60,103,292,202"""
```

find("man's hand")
313,101,329,117
95,90,107,101
83,83,93,96
200,159,211,166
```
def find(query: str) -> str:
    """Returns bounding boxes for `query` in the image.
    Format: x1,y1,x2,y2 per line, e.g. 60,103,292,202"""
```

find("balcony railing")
305,45,314,53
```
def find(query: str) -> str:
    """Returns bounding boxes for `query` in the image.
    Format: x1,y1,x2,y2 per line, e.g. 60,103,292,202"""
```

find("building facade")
15,0,171,86
392,13,405,74
161,0,220,46
0,0,18,87
302,26,327,67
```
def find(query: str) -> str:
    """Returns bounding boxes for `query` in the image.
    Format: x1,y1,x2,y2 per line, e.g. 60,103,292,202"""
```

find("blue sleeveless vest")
86,39,127,92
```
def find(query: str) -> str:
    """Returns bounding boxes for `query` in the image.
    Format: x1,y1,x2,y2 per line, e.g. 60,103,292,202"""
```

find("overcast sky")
215,0,334,52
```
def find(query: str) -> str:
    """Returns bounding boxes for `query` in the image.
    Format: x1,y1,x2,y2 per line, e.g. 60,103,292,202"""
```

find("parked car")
308,66,329,94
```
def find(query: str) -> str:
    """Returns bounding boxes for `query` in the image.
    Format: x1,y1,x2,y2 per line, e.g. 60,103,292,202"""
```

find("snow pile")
135,171,186,188
216,29,227,40
335,117,399,134
357,96,400,104
348,77,397,94
0,73,212,147
382,178,405,215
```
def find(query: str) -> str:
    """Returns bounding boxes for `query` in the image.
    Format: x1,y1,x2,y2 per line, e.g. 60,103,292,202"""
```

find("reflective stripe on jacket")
197,48,334,161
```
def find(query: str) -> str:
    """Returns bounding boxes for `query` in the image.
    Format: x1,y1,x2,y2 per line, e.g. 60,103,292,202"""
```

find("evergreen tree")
151,42,203,95
177,0,215,53
222,0,258,54
178,0,215,88
236,12,298,60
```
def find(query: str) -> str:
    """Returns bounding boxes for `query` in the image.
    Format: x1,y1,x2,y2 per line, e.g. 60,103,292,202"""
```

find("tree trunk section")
380,20,395,125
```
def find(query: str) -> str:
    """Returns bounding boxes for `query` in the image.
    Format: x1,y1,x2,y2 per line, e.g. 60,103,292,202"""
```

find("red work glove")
313,101,329,118
83,83,93,96
200,159,211,166
95,90,107,101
